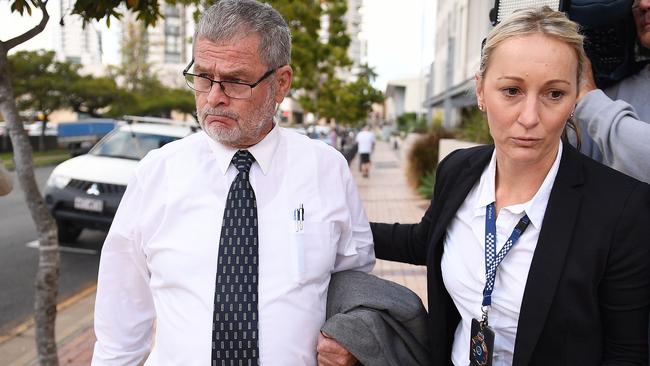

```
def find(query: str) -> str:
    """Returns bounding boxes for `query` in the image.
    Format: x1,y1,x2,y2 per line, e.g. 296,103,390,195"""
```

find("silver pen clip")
293,204,305,232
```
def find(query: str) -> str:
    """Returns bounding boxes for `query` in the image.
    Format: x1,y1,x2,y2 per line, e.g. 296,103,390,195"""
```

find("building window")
66,56,81,64
165,24,180,35
164,5,180,18
164,7,182,64
165,52,181,63
165,35,181,54
165,35,182,63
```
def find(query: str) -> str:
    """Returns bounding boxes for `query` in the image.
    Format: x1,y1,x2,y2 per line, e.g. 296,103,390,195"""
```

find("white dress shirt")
92,125,375,365
441,142,562,366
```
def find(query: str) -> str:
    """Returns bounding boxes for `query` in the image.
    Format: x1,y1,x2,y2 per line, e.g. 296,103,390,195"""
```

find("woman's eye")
502,87,519,97
549,90,565,100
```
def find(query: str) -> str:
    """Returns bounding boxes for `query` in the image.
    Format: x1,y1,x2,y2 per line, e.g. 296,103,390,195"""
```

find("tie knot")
232,150,255,173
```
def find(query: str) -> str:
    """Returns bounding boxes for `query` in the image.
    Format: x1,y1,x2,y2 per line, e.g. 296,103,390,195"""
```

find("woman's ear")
475,73,485,110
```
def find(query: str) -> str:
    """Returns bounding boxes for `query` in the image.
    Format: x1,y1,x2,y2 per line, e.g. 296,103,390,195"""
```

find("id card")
469,318,495,366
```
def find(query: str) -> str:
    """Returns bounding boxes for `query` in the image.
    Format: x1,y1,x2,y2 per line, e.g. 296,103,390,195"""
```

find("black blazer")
372,144,650,365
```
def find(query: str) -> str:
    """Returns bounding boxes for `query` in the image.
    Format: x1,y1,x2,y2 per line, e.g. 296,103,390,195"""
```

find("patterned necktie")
212,150,259,366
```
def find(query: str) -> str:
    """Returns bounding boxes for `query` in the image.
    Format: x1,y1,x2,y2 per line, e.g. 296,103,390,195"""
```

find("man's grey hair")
194,0,291,69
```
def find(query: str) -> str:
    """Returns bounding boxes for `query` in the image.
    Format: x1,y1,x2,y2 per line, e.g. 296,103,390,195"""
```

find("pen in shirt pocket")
293,204,305,232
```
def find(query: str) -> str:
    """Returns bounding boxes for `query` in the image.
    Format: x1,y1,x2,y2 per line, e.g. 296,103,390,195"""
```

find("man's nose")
206,82,230,106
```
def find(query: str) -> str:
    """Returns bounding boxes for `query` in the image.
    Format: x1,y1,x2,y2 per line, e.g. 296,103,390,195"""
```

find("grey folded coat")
322,270,430,366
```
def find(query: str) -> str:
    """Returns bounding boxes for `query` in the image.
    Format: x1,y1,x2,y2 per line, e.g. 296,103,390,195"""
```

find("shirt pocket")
288,220,336,285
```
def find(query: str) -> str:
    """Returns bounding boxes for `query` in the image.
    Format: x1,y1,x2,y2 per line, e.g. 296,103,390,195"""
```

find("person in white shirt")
91,1,375,365
355,126,375,178
318,6,650,366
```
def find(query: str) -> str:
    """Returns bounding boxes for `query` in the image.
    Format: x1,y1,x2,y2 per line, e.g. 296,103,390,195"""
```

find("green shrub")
406,125,455,189
396,112,428,133
454,107,493,144
417,169,436,199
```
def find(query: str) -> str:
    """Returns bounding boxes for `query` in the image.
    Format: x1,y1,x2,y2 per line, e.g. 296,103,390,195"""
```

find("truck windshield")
89,130,179,160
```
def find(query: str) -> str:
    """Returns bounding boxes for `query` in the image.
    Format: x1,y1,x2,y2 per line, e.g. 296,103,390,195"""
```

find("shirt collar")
475,151,498,210
474,141,563,229
203,121,280,176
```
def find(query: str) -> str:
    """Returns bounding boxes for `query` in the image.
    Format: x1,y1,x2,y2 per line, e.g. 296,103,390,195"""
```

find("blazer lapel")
512,145,585,366
430,146,494,253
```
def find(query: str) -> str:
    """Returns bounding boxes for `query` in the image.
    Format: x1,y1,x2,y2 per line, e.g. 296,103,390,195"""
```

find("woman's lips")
512,137,542,147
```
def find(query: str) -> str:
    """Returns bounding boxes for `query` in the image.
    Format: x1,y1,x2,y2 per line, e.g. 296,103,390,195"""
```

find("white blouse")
442,142,562,366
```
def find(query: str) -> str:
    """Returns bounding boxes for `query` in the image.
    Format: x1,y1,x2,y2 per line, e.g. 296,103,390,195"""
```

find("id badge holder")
469,318,495,366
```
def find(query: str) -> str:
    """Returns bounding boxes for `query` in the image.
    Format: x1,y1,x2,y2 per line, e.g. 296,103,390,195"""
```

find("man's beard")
198,87,277,147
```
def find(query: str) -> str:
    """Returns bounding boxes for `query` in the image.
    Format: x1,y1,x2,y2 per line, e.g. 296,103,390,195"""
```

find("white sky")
360,0,436,90
0,0,437,91
0,2,60,52
0,2,122,64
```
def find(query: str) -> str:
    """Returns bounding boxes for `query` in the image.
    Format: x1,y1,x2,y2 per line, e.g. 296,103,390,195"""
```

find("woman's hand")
316,332,358,366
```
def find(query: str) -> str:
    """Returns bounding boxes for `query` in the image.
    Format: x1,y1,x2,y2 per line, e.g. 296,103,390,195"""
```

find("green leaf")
11,0,24,14
417,170,436,199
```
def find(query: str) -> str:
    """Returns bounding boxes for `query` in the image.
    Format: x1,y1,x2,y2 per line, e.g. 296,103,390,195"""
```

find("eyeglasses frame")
182,58,279,99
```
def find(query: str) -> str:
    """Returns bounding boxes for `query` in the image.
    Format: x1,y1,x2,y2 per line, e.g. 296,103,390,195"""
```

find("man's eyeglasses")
182,59,278,99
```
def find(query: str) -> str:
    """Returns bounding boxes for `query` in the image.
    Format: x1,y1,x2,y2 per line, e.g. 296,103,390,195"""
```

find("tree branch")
4,1,50,51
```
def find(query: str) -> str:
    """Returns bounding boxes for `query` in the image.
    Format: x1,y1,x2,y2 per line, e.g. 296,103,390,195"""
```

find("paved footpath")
0,139,429,365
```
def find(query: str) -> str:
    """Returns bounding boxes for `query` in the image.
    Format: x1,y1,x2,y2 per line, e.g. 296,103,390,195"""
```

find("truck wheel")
57,220,82,243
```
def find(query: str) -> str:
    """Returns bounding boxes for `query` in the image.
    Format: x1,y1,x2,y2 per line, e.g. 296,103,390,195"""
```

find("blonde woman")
318,6,650,366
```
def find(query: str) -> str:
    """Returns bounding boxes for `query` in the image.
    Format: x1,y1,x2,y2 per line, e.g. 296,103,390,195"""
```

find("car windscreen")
89,130,179,160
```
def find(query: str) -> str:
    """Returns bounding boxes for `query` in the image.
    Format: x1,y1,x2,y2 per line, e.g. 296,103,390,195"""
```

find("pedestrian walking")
355,125,375,177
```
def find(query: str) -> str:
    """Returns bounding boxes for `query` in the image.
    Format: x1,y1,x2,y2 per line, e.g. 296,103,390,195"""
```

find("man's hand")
316,332,358,366
578,56,598,102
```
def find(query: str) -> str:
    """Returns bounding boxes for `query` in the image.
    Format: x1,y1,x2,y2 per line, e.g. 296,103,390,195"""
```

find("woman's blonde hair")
478,6,586,145
479,6,586,83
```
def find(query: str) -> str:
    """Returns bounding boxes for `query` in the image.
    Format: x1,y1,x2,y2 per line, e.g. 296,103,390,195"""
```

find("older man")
91,1,374,365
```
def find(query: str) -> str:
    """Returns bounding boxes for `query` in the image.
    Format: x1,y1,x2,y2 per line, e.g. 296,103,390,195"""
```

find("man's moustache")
200,108,239,121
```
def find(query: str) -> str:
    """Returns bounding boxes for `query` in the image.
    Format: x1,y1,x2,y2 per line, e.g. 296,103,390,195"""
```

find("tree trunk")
0,43,60,366
39,119,46,152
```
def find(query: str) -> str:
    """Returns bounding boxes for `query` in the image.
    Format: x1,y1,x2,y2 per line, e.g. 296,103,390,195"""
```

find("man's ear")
274,65,293,103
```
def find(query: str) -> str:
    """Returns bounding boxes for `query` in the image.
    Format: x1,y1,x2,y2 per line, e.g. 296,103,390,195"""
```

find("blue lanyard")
482,202,531,307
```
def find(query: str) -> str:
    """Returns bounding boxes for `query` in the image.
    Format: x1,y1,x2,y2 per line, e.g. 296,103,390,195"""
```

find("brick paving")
53,327,95,366
358,140,430,307
0,138,430,365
